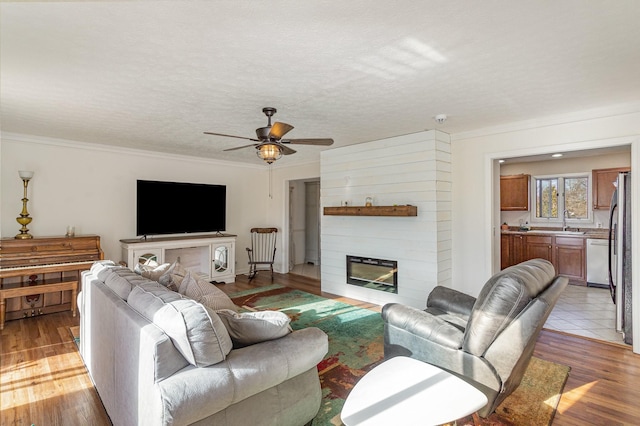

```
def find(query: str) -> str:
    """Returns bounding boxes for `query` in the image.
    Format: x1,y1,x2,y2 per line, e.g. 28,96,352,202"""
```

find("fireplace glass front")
346,255,398,293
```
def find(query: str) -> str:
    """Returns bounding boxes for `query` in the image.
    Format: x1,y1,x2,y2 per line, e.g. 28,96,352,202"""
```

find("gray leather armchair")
382,259,567,417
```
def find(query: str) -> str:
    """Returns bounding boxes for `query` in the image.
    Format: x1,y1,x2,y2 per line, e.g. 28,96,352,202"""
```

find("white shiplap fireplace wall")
320,130,451,308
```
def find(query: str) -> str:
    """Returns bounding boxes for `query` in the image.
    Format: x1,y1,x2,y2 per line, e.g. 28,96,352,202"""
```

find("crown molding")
451,102,640,141
1,132,267,170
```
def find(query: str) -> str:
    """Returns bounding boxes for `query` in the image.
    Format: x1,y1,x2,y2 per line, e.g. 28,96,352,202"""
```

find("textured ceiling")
2,1,640,165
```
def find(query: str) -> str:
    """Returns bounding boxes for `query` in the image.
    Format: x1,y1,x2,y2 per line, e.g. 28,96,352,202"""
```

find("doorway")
493,145,632,346
288,178,321,280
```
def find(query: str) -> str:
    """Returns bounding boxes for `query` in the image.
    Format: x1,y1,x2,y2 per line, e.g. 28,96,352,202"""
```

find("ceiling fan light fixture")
206,107,333,163
257,143,282,164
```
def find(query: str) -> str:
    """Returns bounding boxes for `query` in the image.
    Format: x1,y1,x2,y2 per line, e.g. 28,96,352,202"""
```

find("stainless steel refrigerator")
608,171,632,345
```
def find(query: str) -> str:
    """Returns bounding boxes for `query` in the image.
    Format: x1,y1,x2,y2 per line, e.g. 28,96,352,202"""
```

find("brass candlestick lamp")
15,170,34,239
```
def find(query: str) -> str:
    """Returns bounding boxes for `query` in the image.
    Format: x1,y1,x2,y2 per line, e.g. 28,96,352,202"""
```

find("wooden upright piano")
0,235,104,329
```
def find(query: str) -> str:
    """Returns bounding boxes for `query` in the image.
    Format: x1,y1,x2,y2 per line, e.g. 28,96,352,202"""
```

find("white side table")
341,356,488,426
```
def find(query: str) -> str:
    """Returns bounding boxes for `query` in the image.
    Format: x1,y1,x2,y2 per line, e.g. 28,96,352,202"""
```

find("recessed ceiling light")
551,153,563,158
498,159,505,163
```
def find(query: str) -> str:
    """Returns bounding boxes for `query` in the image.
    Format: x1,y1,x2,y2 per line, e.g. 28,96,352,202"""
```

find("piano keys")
0,235,104,328
0,260,98,279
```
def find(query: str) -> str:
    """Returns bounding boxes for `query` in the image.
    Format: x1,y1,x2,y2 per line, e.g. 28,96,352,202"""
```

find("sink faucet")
562,210,569,231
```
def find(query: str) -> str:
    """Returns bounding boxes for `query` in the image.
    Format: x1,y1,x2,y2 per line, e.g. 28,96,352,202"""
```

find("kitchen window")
533,174,590,223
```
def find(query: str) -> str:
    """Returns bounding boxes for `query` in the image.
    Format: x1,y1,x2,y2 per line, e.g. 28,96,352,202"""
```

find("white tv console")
120,233,236,283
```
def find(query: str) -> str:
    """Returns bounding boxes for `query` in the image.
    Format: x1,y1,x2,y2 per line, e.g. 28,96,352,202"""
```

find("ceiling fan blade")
279,144,297,155
223,143,258,152
204,131,259,142
268,122,294,140
282,138,334,146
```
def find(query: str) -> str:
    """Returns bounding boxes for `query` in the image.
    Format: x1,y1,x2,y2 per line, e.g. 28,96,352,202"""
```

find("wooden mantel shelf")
323,205,417,217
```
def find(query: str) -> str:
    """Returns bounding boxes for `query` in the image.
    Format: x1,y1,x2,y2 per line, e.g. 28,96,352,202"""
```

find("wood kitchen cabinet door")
511,234,526,265
501,233,526,269
500,175,530,211
555,236,586,284
592,167,630,210
501,234,511,270
524,235,553,264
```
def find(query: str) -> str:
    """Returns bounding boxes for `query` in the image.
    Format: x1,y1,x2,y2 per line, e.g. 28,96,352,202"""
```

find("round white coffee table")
341,356,488,425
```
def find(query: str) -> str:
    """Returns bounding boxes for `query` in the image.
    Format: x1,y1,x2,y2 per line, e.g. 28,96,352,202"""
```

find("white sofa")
78,262,328,426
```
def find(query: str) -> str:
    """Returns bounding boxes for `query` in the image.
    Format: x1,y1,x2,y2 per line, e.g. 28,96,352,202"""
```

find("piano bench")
0,280,78,330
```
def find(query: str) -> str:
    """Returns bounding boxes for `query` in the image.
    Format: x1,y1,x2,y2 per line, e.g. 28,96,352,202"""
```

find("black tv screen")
136,180,226,236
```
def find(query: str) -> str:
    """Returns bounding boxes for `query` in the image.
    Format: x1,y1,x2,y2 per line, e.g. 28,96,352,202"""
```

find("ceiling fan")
204,107,334,164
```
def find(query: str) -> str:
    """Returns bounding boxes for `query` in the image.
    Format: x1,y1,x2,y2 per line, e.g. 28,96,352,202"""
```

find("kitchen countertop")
501,228,609,239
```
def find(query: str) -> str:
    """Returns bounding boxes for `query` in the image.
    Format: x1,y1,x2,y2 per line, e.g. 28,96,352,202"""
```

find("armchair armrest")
427,286,476,320
382,303,464,349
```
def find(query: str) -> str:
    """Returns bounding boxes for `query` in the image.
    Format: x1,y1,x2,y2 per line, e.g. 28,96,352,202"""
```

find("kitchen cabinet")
555,236,586,282
501,234,510,270
524,235,554,264
500,232,587,285
500,174,530,211
501,234,525,269
592,167,630,210
512,234,525,265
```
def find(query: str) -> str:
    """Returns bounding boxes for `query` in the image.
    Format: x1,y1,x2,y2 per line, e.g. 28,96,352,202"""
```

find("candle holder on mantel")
15,170,34,239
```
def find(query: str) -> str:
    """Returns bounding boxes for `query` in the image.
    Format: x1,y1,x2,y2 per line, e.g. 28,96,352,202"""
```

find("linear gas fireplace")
346,255,398,293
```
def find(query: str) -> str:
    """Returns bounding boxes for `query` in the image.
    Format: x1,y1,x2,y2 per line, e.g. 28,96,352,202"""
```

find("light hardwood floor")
1,272,639,425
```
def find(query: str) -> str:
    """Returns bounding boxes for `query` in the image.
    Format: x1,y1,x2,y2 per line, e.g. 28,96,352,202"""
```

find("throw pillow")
178,271,206,299
158,260,188,288
128,283,233,367
217,309,292,348
199,291,238,312
138,262,171,281
178,272,238,312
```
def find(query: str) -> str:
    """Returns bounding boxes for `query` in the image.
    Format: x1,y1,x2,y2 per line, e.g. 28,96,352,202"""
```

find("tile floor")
290,263,321,280
544,284,625,345
288,265,626,346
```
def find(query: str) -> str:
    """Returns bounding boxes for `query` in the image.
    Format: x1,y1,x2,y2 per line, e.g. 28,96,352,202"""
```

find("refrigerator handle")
608,190,618,304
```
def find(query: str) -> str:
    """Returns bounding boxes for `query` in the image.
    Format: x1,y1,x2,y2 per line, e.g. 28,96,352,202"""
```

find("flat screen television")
136,179,226,236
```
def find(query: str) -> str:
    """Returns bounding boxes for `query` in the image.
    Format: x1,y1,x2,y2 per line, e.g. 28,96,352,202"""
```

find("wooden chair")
247,227,278,280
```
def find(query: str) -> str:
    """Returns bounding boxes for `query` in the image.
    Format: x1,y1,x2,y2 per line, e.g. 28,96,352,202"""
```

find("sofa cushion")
178,272,237,312
128,283,233,367
104,268,156,300
217,309,292,348
90,260,116,275
95,263,127,283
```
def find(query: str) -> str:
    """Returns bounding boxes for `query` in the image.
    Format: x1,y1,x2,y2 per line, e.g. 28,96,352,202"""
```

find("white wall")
320,131,451,308
1,134,270,273
450,112,640,352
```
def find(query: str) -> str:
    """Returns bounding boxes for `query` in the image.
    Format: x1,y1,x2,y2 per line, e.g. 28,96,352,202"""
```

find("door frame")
282,177,321,274
486,135,639,353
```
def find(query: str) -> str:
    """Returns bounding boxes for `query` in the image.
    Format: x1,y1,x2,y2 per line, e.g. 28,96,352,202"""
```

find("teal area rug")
229,285,384,425
229,285,570,426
